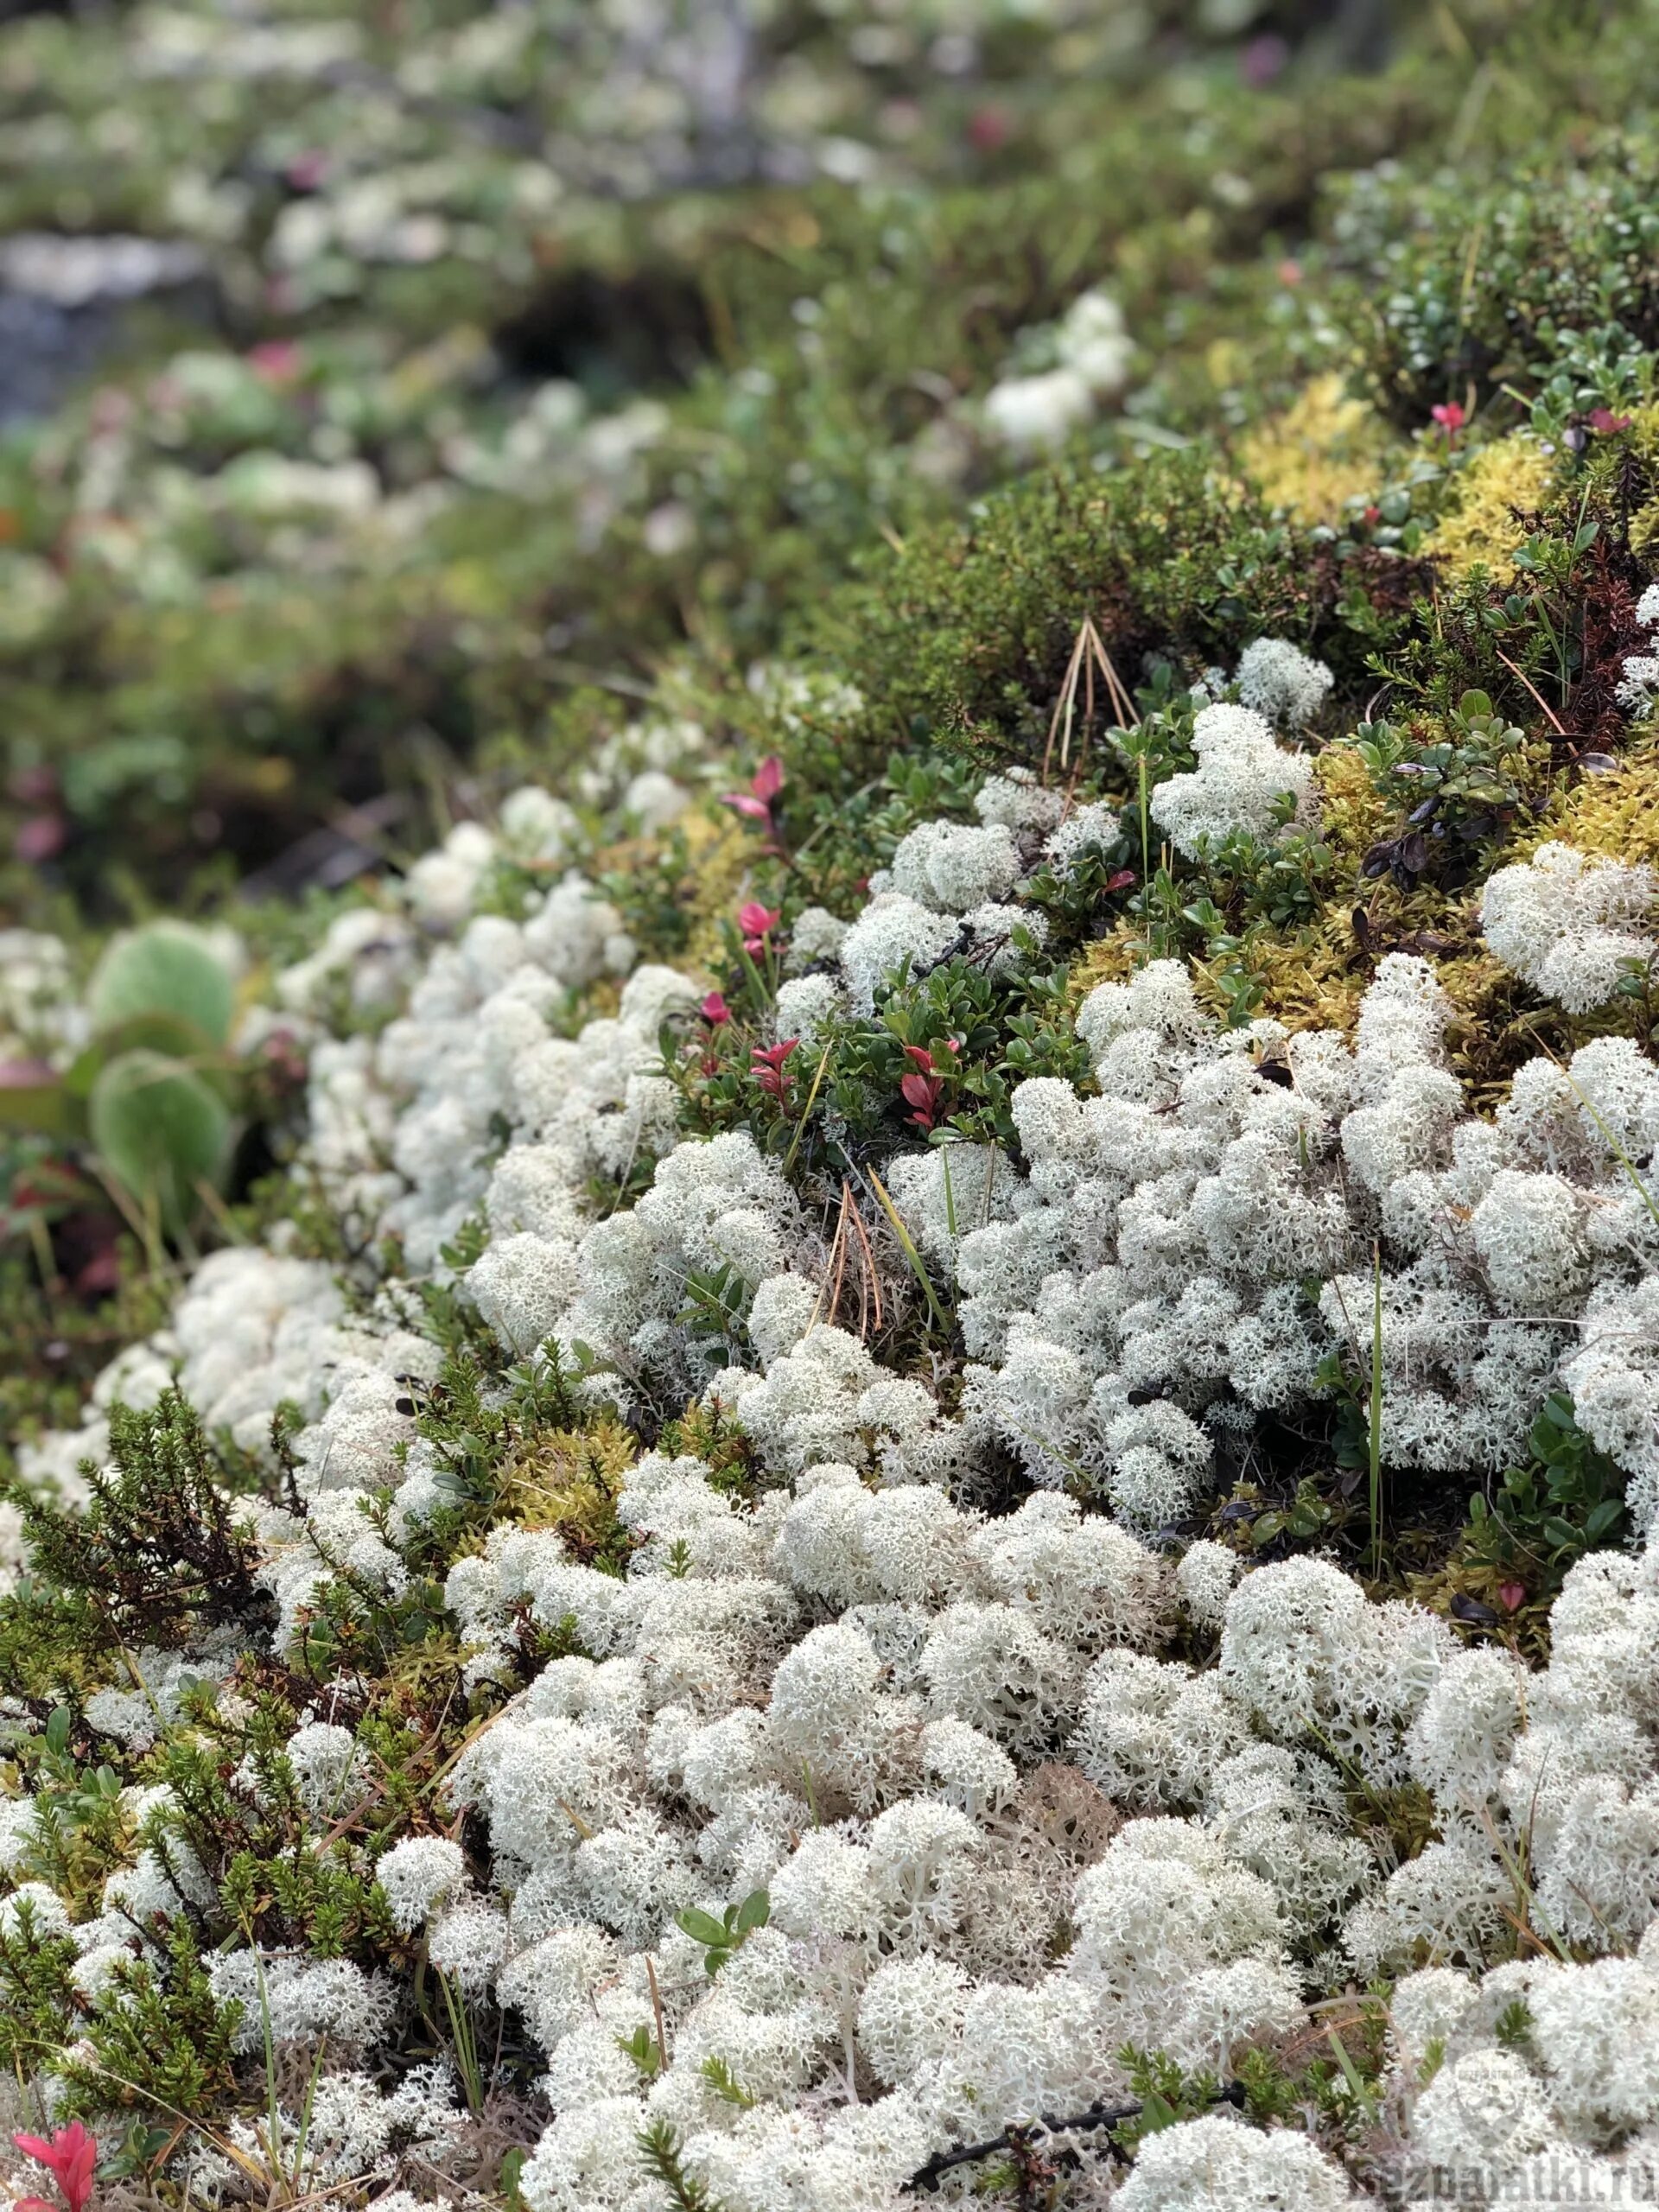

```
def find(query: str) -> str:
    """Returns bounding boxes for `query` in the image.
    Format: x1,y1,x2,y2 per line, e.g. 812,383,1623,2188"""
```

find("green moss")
1334,140,1659,428
793,447,1357,788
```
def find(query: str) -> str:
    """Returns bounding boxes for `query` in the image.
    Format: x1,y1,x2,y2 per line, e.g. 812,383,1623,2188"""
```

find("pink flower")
738,903,781,956
752,755,785,804
966,104,1011,152
700,991,731,1025
14,814,66,863
750,1039,798,1099
14,2123,97,2212
247,340,302,385
1240,32,1288,86
720,755,785,825
1430,401,1466,436
1588,407,1632,435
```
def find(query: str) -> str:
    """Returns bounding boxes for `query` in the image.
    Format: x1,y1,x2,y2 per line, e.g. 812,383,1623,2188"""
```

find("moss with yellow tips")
499,1416,639,1573
1239,373,1402,528
1423,433,1561,582
1527,735,1659,868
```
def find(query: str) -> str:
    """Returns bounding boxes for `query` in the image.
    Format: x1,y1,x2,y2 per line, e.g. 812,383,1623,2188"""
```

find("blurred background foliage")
0,0,1643,919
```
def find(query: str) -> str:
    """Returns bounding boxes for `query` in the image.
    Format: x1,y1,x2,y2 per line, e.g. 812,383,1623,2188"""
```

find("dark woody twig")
906,2079,1247,2193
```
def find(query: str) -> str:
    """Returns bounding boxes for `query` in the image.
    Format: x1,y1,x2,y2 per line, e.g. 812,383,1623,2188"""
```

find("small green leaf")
733,1888,770,1935
89,921,236,1047
499,2146,527,2209
89,1047,232,1225
676,1908,728,1948
64,1010,226,1105
616,2024,664,2078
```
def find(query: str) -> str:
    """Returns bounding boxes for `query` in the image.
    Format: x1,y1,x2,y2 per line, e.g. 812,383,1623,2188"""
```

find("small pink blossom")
248,340,302,385
15,814,66,863
738,902,781,956
967,104,1011,152
721,756,785,830
753,756,784,803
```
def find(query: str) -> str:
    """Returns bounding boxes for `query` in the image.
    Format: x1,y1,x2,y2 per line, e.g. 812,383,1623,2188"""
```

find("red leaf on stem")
899,1071,944,1129
14,2122,97,2212
750,1039,798,1099
751,755,785,804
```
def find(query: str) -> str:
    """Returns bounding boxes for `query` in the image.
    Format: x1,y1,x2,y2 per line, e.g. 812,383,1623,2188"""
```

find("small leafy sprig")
637,2118,722,2211
700,2056,755,2108
1461,1390,1628,1602
618,2023,665,2080
675,1888,770,1978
